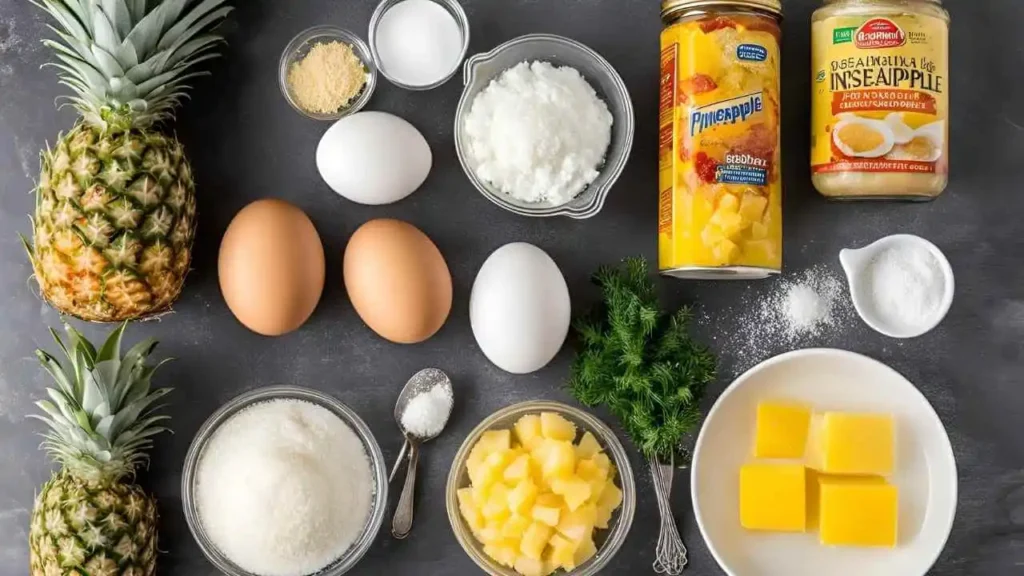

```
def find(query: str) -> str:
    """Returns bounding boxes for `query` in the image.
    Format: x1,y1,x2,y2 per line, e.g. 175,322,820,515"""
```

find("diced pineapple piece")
595,482,623,529
711,238,740,264
504,453,532,483
750,221,769,240
587,477,607,504
551,475,593,511
508,479,539,515
710,209,745,238
530,502,561,527
743,239,777,263
556,503,597,544
701,223,727,246
590,453,611,475
539,440,576,480
575,431,603,460
457,487,485,533
474,450,512,489
483,483,511,521
540,412,577,441
502,514,531,540
573,536,597,567
514,555,546,576
471,484,489,508
476,429,512,454
739,193,769,224
484,543,518,568
520,522,555,560
718,192,739,212
514,414,544,450
547,533,579,570
576,459,608,482
479,520,504,544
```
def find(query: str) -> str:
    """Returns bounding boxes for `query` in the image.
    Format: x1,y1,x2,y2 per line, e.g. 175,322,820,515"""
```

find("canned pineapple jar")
658,0,783,280
811,0,950,200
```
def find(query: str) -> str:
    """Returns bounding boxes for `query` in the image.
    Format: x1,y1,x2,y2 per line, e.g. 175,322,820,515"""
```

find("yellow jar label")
658,15,782,274
811,14,948,176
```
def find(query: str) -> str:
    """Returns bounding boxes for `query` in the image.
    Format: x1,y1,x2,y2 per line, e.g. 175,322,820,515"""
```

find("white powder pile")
866,244,943,330
196,399,374,576
463,61,613,205
706,266,856,369
401,383,453,438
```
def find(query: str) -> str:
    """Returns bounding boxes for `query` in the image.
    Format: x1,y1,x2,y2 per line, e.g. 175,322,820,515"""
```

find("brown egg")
218,199,325,336
343,219,452,344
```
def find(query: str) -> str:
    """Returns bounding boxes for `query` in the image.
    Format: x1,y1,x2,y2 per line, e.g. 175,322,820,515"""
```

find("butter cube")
739,464,807,532
819,476,898,547
822,412,895,475
754,402,812,459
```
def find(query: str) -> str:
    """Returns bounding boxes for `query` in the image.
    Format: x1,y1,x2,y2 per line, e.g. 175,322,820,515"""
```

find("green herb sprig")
568,257,716,462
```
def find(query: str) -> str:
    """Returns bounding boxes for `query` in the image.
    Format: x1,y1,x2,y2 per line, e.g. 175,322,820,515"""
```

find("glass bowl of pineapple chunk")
446,401,636,576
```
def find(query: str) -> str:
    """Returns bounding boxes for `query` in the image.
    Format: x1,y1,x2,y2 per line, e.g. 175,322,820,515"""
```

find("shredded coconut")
865,244,943,330
400,383,453,438
196,399,373,576
463,61,613,205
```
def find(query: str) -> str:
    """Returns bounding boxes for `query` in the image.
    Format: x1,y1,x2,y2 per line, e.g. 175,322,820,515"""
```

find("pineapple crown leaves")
30,322,173,483
32,0,233,129
568,257,717,462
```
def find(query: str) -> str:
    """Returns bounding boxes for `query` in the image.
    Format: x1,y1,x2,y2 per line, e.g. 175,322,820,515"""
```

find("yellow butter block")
739,464,807,532
822,412,895,475
754,402,812,459
819,476,898,547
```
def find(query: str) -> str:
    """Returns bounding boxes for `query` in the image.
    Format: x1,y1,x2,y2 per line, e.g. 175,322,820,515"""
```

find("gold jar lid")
661,0,783,20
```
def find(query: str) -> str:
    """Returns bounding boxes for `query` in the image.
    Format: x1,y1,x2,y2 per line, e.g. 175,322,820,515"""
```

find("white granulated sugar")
463,61,613,205
196,399,373,576
866,245,943,330
401,383,453,438
706,266,856,370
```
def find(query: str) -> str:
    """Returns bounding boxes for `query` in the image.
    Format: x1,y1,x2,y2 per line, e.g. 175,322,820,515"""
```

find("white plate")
691,349,957,576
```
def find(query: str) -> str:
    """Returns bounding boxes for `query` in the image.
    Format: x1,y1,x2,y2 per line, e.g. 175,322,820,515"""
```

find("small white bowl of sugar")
840,234,955,339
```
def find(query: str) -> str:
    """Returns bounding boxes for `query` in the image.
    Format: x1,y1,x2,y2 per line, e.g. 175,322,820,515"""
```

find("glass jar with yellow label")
659,0,784,279
811,0,950,200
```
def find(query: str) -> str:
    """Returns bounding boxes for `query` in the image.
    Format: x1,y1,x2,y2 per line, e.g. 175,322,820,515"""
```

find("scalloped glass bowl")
181,386,388,576
446,400,637,576
454,34,636,219
279,26,377,121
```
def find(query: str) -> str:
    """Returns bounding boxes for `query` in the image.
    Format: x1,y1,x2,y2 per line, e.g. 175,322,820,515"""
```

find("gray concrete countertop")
1,0,1021,574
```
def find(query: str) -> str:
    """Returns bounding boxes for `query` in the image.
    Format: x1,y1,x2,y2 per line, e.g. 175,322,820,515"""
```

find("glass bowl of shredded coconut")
455,34,635,219
182,386,388,576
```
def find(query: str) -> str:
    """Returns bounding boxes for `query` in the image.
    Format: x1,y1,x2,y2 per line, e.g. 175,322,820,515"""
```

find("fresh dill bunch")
568,257,717,462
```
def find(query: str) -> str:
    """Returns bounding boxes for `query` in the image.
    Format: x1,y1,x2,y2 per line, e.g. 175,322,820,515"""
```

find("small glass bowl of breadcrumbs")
280,26,377,120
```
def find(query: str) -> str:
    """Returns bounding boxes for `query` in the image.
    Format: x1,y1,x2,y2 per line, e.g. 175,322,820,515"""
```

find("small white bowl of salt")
840,234,955,339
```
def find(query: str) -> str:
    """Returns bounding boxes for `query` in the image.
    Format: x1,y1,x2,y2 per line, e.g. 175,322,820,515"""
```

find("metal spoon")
390,368,453,539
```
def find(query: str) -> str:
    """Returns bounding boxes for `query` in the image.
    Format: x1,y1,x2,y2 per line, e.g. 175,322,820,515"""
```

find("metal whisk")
651,454,688,575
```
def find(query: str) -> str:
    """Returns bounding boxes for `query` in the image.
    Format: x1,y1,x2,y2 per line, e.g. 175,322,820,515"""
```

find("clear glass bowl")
446,400,637,576
279,26,377,121
454,34,636,219
181,386,389,576
368,0,470,91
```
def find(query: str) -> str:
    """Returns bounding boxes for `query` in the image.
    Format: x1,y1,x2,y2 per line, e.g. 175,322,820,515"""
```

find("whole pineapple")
29,323,172,576
25,0,232,321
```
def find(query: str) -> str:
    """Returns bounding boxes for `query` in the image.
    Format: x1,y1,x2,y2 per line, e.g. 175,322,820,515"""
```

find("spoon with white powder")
840,234,955,338
391,368,453,539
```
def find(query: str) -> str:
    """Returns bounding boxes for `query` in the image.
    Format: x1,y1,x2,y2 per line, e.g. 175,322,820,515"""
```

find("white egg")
886,120,945,162
470,243,571,375
832,117,895,159
316,111,432,205
884,113,915,144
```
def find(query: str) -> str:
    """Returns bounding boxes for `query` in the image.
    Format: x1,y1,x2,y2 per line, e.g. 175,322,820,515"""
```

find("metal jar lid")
661,0,784,20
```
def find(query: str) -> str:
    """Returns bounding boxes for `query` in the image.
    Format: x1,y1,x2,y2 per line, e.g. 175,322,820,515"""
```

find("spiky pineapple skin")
31,123,197,322
29,471,158,576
